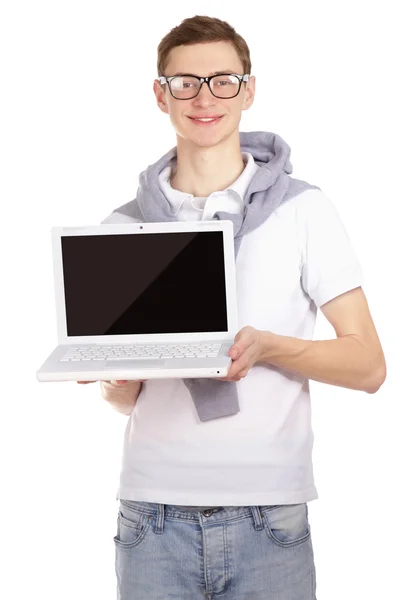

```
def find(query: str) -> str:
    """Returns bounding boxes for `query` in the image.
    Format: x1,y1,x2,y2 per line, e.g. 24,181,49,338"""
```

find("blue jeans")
114,500,317,599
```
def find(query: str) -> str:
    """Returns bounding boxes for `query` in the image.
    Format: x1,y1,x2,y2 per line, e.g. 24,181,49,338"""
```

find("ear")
153,79,170,115
242,75,256,111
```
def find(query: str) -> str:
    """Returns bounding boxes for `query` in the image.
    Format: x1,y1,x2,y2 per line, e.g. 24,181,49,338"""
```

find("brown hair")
157,15,251,77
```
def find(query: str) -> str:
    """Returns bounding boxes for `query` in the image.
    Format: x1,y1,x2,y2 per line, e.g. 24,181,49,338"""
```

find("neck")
170,131,245,197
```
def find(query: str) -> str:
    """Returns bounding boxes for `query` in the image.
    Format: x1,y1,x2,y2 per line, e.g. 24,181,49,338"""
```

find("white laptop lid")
51,220,238,345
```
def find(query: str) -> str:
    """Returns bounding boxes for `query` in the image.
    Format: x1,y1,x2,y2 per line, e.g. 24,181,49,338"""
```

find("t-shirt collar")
159,152,257,216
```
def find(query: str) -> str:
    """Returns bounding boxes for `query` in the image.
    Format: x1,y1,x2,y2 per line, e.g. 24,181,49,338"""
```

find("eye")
213,75,239,87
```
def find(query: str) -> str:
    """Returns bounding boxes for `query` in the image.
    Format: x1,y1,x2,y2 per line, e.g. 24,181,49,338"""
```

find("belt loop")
250,506,264,531
154,504,165,534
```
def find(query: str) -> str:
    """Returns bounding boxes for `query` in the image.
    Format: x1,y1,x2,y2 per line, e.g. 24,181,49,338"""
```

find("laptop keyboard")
60,343,222,362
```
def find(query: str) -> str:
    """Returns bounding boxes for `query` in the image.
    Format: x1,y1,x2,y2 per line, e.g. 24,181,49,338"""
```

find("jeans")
114,500,317,599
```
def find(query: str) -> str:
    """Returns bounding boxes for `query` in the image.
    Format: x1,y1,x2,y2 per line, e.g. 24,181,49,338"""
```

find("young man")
82,15,386,600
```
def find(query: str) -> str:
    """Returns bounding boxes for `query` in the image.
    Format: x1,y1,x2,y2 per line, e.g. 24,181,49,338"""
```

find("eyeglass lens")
170,75,241,99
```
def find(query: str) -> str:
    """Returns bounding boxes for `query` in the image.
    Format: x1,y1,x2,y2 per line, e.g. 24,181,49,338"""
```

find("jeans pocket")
113,500,151,549
261,503,311,548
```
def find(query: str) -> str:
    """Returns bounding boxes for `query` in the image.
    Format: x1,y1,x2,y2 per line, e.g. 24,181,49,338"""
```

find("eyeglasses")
158,73,250,100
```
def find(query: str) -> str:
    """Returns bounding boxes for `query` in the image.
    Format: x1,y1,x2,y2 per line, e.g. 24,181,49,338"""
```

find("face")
153,41,255,149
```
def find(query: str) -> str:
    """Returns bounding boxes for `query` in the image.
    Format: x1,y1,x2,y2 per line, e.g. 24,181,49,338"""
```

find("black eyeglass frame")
158,73,250,100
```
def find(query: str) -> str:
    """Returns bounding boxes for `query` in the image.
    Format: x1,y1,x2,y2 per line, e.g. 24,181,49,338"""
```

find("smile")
188,116,224,125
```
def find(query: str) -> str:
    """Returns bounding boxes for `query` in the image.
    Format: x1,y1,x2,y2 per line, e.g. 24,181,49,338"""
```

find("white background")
1,1,399,598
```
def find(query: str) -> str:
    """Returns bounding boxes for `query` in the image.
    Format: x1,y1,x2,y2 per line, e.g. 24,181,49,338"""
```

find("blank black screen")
61,231,228,336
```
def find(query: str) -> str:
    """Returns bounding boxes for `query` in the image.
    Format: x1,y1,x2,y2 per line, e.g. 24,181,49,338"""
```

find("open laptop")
36,220,238,382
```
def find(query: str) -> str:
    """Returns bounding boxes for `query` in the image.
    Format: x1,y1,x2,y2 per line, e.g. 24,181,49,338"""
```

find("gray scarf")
112,131,319,421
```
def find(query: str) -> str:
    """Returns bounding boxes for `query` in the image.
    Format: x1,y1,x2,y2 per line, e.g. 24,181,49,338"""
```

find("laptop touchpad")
104,359,167,369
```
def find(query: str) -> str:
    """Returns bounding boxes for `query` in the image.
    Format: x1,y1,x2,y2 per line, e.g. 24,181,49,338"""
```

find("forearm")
259,331,384,393
100,381,142,415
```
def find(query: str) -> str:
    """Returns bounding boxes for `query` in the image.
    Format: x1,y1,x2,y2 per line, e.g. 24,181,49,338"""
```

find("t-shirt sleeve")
297,189,364,308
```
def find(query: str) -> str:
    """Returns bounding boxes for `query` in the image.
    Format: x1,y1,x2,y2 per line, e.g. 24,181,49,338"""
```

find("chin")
190,136,225,149
179,126,237,149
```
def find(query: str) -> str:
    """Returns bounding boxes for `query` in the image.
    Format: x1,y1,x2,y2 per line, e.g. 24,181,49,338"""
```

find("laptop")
36,220,238,382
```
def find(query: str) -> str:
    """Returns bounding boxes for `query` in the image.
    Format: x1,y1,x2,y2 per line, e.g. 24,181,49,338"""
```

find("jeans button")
202,509,214,517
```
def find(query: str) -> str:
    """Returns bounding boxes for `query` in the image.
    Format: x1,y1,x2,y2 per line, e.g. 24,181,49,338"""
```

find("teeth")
194,118,218,122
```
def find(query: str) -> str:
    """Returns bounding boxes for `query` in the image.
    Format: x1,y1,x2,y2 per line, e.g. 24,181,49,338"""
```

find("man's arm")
258,287,386,393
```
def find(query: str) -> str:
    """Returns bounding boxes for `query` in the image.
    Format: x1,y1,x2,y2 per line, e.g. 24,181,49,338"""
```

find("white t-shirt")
105,153,364,506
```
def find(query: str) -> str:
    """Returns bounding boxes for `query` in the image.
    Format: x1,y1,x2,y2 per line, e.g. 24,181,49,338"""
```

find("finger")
107,380,147,385
237,369,249,378
223,368,248,381
228,354,253,379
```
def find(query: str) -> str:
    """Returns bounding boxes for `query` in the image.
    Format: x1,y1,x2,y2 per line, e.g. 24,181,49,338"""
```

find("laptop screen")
61,231,228,336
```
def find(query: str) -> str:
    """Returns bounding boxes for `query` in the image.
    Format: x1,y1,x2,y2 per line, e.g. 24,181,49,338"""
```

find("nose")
193,81,216,107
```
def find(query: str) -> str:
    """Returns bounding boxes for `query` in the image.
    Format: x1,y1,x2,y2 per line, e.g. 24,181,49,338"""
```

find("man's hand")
216,325,265,382
82,380,147,415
